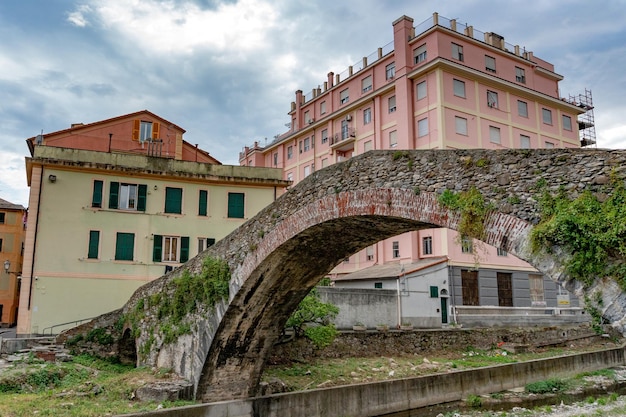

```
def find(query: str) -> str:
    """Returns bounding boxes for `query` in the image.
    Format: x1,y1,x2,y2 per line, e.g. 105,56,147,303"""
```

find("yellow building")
0,198,26,327
17,111,288,336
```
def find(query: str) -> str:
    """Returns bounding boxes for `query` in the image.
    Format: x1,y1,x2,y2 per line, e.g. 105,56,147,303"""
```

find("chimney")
327,72,334,89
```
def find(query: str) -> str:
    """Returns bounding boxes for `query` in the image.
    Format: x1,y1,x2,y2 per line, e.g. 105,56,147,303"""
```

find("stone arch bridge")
70,148,626,402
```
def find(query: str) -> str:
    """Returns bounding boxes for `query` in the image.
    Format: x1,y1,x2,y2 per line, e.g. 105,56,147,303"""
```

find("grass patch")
0,354,195,416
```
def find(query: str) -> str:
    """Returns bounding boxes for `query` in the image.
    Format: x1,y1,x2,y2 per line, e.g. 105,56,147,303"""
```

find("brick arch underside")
196,188,536,401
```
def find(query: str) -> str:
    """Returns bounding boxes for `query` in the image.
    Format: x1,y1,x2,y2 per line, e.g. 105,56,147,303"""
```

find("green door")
440,297,448,324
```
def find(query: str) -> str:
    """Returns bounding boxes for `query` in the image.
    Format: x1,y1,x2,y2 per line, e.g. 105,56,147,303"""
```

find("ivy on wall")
531,179,626,289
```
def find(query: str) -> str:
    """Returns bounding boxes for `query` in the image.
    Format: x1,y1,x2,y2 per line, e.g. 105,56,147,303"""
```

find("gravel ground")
441,395,626,416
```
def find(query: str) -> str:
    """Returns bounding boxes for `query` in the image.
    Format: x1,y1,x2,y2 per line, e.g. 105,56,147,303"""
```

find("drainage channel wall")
119,346,626,417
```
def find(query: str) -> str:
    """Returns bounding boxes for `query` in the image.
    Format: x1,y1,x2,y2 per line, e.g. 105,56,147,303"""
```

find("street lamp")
3,260,9,274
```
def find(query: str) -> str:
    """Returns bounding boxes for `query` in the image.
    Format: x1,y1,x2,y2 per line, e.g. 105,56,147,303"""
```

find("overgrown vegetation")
531,178,626,289
285,288,339,349
122,256,230,357
525,377,569,394
438,187,493,242
0,354,194,416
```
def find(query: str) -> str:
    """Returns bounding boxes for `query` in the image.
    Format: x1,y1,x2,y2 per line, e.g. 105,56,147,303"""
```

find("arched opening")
118,328,137,366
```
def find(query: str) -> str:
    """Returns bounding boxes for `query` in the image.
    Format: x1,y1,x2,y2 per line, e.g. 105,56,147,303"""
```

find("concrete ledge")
117,346,625,417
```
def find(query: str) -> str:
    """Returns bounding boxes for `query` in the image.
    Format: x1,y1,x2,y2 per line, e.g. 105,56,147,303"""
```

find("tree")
285,288,339,349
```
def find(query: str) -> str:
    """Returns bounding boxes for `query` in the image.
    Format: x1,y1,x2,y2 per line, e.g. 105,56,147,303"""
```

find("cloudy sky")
2,0,625,207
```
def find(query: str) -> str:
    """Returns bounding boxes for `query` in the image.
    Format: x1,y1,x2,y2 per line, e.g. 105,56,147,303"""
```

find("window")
321,158,328,168
320,101,326,115
389,130,397,148
303,137,310,152
487,90,498,108
153,235,189,263
542,108,553,125
416,81,427,100
363,108,372,124
430,286,439,298
0,213,4,224
304,165,311,177
198,190,208,216
453,79,465,98
417,118,428,137
515,66,526,83
497,272,513,307
366,245,374,261
517,100,528,117
452,43,464,61
489,126,501,144
562,115,573,131
88,231,100,259
109,182,147,211
198,238,205,253
386,62,395,80
321,129,328,144
388,96,396,113
422,236,433,255
364,140,373,152
0,238,2,252
304,110,311,124
286,172,293,181
273,153,278,166
485,55,496,73
91,180,103,208
545,141,555,149
164,187,183,214
529,274,545,306
497,247,508,256
340,88,349,104
374,282,383,289
520,134,531,149
362,75,372,93
414,44,427,64
461,237,473,253
299,140,302,153
227,192,245,218
392,241,400,258
139,121,153,141
287,146,293,159
114,232,135,261
455,116,468,135
341,119,349,140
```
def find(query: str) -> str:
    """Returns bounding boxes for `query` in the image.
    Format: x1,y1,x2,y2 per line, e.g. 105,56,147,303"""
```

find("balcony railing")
330,128,356,146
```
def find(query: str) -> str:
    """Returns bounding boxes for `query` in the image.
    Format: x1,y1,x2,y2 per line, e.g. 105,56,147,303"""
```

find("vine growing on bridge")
438,186,494,242
531,178,626,289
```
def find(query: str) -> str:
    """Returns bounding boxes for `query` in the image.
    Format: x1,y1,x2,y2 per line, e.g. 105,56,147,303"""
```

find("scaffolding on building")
569,89,596,147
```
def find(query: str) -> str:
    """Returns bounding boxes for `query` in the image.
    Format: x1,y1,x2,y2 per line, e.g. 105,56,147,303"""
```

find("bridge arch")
115,148,626,402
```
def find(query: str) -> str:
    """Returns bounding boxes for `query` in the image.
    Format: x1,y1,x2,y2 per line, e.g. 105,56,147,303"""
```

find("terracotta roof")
333,256,448,281
25,110,186,142
0,198,26,210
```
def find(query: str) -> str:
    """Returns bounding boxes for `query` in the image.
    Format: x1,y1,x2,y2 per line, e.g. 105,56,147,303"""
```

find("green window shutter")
137,184,147,212
430,286,439,298
180,236,190,262
109,182,119,209
115,232,134,261
92,180,103,208
87,230,100,259
198,190,208,216
227,193,245,218
152,235,163,262
165,187,183,214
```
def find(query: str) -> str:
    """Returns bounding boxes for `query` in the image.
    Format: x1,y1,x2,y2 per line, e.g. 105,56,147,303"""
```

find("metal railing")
41,317,95,336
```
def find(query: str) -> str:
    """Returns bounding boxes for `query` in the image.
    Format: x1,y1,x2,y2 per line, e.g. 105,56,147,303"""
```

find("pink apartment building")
239,13,595,321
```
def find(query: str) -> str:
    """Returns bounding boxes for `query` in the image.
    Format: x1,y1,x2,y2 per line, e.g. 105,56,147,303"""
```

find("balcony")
330,128,356,152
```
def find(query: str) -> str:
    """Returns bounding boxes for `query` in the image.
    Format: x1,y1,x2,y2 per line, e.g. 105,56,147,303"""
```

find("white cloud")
67,5,93,27
80,0,278,58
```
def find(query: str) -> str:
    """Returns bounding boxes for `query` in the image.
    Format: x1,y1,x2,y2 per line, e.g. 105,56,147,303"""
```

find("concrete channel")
118,345,626,417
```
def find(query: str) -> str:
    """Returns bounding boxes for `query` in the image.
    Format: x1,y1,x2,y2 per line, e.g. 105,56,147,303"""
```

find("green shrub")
466,394,482,408
525,378,568,394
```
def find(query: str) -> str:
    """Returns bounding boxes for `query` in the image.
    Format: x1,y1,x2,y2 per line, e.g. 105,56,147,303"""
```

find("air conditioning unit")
308,119,315,124
345,115,352,122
